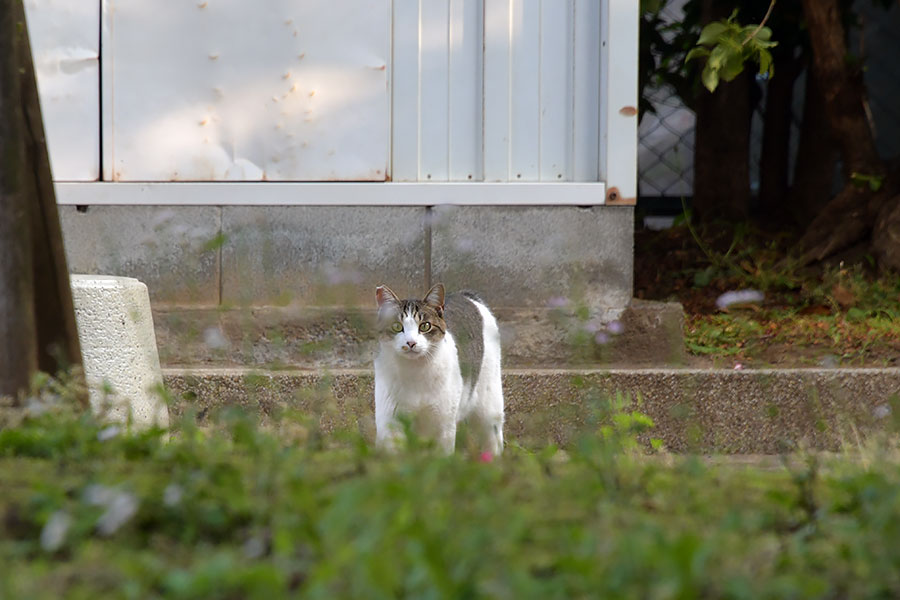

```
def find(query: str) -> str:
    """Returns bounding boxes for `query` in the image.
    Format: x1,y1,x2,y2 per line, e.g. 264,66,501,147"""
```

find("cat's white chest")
374,334,463,446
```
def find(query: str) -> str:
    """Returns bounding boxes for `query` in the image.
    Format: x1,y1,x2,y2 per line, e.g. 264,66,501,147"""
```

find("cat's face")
376,284,447,360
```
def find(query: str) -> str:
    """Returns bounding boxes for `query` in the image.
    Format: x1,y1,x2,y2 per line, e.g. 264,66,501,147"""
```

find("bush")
2,401,900,598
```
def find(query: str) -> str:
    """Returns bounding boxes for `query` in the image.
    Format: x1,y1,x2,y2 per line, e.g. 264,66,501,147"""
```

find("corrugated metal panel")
31,0,632,192
106,0,390,181
483,0,512,181
508,0,541,181
573,0,601,181
391,2,420,181
539,0,574,181
599,0,639,202
25,0,100,181
419,0,451,181
448,0,483,181
393,0,602,183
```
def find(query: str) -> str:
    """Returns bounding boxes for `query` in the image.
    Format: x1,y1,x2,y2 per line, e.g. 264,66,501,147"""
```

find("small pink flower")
547,296,570,309
479,452,494,463
733,363,744,370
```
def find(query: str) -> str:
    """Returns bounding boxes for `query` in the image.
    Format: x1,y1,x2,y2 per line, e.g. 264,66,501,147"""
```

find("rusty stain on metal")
199,118,208,126
298,52,306,60
308,90,316,97
197,1,207,8
605,186,636,205
618,106,637,117
209,53,219,60
283,71,291,79
284,18,293,25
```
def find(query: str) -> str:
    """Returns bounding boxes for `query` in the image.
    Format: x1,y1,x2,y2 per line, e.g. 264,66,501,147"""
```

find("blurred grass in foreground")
2,389,900,599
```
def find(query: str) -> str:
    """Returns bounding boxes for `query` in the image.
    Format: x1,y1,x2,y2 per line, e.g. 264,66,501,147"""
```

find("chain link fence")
638,0,900,204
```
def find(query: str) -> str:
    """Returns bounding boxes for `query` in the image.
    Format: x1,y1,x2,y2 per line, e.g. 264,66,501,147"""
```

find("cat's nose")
406,340,416,349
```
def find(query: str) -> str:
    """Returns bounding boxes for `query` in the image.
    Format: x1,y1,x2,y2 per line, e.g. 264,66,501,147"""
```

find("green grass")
681,264,900,366
686,309,900,366
3,398,900,598
636,222,900,366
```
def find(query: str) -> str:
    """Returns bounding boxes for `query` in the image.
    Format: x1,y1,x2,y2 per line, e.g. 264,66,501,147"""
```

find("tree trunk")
691,0,752,222
801,0,880,177
872,193,900,272
794,0,886,264
0,2,86,405
758,55,802,224
789,64,839,226
0,1,39,400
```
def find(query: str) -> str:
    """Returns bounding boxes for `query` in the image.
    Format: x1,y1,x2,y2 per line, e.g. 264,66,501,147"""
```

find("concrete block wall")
61,205,634,310
60,204,637,368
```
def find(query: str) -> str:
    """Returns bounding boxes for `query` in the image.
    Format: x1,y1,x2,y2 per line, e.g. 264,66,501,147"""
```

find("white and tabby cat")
374,283,504,455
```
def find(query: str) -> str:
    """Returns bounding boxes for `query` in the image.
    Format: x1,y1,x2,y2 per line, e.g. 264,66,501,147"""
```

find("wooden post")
17,0,85,382
0,1,86,406
0,1,39,400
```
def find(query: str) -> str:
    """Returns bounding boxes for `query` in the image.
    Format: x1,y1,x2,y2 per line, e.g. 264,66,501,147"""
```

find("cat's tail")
460,290,485,304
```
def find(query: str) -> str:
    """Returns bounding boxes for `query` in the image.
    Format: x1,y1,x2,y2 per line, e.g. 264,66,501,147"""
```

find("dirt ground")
633,224,900,368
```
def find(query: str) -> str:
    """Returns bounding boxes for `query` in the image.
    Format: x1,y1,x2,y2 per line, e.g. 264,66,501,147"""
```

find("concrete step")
163,367,900,454
153,299,687,369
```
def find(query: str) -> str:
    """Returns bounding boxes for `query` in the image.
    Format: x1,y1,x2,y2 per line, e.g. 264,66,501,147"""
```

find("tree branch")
742,0,777,46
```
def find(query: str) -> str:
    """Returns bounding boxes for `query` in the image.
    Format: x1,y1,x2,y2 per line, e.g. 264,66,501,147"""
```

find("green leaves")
8,394,900,597
850,171,885,192
685,9,779,92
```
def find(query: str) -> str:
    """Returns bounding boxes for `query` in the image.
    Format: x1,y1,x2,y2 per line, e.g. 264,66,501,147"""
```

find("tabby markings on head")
376,284,447,359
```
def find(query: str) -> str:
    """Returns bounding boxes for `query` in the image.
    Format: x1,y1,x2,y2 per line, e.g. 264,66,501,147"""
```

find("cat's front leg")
436,419,457,455
375,419,404,452
374,388,404,452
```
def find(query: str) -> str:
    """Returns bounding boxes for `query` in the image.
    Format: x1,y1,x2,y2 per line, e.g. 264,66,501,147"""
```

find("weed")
4,391,900,597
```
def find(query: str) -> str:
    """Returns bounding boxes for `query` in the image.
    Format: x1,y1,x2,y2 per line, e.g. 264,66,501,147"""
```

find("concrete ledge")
72,275,169,428
163,367,900,454
152,299,685,369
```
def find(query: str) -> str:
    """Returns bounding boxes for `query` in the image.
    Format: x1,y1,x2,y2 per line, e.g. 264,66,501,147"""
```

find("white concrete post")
70,275,169,429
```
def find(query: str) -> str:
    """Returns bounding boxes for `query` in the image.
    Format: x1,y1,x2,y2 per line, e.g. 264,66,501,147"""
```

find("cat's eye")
390,322,403,333
419,322,432,333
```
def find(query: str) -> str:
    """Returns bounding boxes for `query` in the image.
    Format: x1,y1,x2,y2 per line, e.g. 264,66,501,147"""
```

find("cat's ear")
376,285,400,309
423,283,445,310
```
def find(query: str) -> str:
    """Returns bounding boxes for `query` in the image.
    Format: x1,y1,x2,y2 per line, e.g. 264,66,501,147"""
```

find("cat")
374,283,504,455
